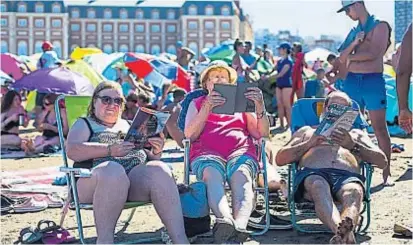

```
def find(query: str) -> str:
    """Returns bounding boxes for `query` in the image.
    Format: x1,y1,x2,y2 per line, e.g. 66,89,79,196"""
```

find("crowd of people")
1,0,412,243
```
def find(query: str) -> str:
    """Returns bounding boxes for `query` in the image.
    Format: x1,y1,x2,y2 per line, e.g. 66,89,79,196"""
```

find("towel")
338,15,380,53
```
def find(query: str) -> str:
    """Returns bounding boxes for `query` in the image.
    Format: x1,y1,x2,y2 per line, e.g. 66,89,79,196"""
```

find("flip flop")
41,225,76,244
13,198,48,213
18,227,43,244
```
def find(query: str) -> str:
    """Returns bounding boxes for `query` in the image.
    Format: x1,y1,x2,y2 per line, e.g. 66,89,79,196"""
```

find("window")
53,41,62,57
204,21,214,30
135,44,145,53
71,23,80,31
17,19,27,28
35,3,44,13
221,21,230,30
103,24,112,32
86,23,96,32
103,44,113,54
17,40,28,55
151,10,159,19
205,6,214,16
1,41,8,53
120,9,128,19
188,5,197,15
136,10,144,19
1,18,7,27
188,42,198,57
34,19,45,28
204,42,214,49
167,10,175,19
1,3,6,12
135,24,144,32
221,6,230,16
52,19,62,28
104,9,112,19
119,44,128,52
71,9,80,18
166,25,176,33
151,24,160,33
188,21,197,30
167,45,176,55
87,9,95,18
17,3,26,13
35,41,43,53
151,45,160,55
87,44,96,48
52,4,61,13
119,24,128,32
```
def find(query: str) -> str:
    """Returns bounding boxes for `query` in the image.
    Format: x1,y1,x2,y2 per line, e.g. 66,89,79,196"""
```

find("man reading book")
276,91,388,244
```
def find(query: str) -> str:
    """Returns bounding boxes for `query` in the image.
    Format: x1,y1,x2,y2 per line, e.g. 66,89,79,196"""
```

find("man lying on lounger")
276,91,388,244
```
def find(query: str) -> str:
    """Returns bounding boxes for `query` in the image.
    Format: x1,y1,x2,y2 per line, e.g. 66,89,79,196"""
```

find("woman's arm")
60,109,69,136
274,64,291,79
1,113,16,131
35,110,48,131
245,87,270,139
184,101,209,142
66,119,109,162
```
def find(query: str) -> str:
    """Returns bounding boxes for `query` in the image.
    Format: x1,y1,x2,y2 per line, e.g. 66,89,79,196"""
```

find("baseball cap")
337,0,363,13
277,42,291,51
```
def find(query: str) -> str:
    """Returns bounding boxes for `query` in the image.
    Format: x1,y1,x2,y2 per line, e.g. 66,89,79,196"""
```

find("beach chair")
288,98,373,234
177,89,271,236
55,95,161,244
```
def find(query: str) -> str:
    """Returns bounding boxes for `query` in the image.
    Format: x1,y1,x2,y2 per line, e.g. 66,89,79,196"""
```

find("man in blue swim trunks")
276,91,388,244
337,0,392,185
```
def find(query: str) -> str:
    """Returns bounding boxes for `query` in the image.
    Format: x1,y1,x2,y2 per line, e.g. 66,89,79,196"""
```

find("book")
124,107,170,149
315,103,359,140
212,82,258,114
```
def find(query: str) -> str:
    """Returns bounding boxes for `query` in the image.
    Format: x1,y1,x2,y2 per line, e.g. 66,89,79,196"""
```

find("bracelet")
107,144,112,157
257,111,266,119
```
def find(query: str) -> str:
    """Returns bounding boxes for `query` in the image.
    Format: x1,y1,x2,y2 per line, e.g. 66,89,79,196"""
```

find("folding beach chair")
288,98,373,233
55,95,161,244
177,89,271,236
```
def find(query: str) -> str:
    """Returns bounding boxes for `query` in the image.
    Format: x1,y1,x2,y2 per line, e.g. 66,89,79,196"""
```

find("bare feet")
330,217,356,244
383,168,395,187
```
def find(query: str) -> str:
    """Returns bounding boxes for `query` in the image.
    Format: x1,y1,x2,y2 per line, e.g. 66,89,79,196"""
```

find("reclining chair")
177,89,271,236
55,95,161,244
288,98,373,234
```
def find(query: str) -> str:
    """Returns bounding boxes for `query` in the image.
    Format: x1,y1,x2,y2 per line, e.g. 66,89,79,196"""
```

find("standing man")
337,0,392,185
242,41,257,68
177,41,195,70
396,23,412,134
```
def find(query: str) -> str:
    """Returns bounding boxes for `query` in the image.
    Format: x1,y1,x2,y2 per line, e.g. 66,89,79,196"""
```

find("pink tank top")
189,96,257,162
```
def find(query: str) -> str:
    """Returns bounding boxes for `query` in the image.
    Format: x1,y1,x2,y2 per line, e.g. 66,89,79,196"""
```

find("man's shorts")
343,72,386,111
293,167,365,202
191,154,259,182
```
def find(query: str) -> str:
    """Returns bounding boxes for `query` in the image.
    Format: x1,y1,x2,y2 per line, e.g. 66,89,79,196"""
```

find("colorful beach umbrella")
70,47,103,60
63,60,104,87
101,52,126,81
0,70,14,86
13,67,94,95
19,53,42,72
83,53,110,74
0,53,30,80
124,53,190,92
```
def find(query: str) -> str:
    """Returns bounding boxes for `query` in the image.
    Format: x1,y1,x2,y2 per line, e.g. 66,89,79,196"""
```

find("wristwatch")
350,143,361,155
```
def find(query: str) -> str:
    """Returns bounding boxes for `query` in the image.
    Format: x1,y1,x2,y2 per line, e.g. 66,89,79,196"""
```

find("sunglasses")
44,101,52,106
96,96,124,106
127,99,138,103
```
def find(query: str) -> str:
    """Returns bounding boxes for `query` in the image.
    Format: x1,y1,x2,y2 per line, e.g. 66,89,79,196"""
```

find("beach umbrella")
0,70,14,86
19,53,42,71
12,67,94,95
70,47,103,60
101,52,126,81
63,60,104,87
0,53,30,80
124,53,190,92
83,53,110,74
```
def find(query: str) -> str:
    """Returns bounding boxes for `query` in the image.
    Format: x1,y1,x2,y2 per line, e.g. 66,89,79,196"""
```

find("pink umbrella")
0,53,30,80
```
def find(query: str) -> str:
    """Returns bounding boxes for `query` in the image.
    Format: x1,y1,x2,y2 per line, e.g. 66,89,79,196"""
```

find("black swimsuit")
43,112,59,140
1,117,19,136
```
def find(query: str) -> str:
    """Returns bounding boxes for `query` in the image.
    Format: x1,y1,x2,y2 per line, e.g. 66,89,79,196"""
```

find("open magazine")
124,107,170,149
315,103,359,140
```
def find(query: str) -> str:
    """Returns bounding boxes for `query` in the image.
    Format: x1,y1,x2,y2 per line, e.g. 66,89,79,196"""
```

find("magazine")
212,82,258,114
124,107,170,149
315,103,359,140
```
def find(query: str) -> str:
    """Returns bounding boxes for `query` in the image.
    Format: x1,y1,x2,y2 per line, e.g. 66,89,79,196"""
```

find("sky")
240,0,395,39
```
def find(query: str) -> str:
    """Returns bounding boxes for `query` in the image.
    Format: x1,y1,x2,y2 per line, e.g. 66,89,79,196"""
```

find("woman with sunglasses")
0,90,30,149
27,94,68,154
66,82,189,244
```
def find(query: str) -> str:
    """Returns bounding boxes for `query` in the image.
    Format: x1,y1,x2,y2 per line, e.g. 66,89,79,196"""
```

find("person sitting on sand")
0,90,30,149
26,94,69,154
184,61,270,243
66,82,189,244
276,91,388,244
122,93,139,121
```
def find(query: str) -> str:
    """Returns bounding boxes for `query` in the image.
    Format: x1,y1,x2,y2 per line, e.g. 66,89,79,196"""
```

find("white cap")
337,0,364,13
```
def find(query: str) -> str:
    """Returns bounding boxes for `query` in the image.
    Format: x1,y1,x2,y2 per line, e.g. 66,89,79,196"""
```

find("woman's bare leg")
32,137,60,153
275,88,285,128
0,135,22,148
127,161,189,244
282,88,293,127
77,161,130,244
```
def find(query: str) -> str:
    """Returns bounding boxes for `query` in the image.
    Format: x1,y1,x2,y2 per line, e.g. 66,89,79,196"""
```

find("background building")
1,0,254,58
394,0,412,43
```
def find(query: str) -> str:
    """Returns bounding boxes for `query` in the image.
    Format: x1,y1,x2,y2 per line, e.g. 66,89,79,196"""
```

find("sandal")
42,227,75,244
18,227,43,244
